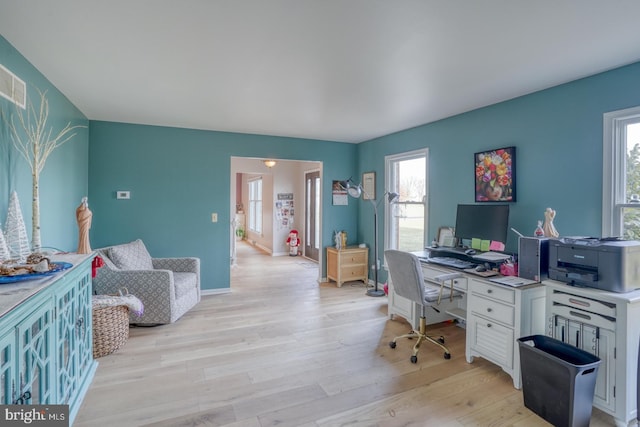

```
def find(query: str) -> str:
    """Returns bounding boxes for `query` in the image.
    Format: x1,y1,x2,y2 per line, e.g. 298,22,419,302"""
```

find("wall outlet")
211,213,218,223
116,191,130,199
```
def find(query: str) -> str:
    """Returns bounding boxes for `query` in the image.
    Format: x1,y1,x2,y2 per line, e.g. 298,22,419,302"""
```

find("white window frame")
602,106,640,237
248,177,263,234
384,148,429,252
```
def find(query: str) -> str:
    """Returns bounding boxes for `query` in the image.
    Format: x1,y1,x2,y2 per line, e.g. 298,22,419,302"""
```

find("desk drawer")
470,279,515,304
423,267,467,291
469,317,514,369
472,296,514,326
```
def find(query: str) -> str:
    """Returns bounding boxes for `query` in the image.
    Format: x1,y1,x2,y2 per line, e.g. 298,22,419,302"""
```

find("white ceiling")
1,1,640,143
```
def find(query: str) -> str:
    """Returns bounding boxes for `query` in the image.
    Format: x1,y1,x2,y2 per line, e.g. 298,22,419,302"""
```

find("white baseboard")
201,288,231,296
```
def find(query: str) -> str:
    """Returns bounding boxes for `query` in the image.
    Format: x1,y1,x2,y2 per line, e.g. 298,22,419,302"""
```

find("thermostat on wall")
116,191,131,200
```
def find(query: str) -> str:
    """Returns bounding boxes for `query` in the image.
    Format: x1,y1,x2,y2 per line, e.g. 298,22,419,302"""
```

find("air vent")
0,64,26,109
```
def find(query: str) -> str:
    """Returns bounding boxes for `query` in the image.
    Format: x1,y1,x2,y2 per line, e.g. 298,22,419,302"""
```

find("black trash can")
518,335,601,427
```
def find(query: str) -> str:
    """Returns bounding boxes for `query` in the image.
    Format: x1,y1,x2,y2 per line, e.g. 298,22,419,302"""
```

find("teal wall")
3,31,640,292
88,121,358,290
356,61,640,284
0,35,89,252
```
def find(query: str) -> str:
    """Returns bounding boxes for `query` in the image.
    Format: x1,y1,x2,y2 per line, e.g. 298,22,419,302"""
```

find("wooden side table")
326,246,368,287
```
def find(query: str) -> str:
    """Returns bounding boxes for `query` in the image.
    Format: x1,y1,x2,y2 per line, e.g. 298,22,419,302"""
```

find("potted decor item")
4,87,86,252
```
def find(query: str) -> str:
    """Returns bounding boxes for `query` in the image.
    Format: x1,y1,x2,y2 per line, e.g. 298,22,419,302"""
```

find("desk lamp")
340,178,399,297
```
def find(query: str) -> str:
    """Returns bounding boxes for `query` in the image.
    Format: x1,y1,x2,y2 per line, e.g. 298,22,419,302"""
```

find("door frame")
229,157,324,284
304,168,321,262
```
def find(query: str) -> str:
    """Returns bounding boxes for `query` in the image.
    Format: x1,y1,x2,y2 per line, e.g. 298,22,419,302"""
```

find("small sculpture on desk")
76,196,92,254
543,207,559,238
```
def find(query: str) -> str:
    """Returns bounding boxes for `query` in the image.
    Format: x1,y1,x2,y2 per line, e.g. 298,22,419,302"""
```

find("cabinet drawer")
471,280,515,304
342,265,367,279
340,251,367,265
472,296,514,326
549,290,616,318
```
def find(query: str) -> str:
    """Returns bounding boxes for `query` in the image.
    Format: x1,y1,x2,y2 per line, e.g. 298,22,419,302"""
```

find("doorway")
304,170,320,262
230,157,323,286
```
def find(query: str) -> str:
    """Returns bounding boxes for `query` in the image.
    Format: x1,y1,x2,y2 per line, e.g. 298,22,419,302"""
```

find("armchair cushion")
108,239,153,270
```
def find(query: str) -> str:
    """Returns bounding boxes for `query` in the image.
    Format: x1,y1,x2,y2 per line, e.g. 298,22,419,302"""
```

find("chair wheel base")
410,355,418,363
438,336,445,344
389,341,397,349
444,352,451,360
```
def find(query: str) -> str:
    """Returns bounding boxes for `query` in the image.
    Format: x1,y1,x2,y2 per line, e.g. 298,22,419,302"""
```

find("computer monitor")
454,204,510,245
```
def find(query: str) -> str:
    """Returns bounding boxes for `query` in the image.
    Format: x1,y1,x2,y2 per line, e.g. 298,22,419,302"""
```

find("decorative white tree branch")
4,87,86,252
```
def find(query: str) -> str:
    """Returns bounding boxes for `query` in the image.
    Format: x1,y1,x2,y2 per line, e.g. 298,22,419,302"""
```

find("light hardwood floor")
75,242,614,426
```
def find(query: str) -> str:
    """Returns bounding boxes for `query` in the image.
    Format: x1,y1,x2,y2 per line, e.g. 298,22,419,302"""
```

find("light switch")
211,213,218,223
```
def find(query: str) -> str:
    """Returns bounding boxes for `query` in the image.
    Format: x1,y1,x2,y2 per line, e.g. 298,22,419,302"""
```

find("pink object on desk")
489,241,505,251
500,262,518,276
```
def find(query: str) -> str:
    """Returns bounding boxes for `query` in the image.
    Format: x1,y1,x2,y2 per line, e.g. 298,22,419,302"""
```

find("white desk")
387,257,546,389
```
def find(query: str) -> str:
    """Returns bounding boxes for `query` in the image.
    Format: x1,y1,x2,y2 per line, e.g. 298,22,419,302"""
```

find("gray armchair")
93,239,200,325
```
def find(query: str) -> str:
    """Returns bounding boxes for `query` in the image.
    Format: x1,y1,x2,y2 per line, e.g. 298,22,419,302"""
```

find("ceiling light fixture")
263,159,277,168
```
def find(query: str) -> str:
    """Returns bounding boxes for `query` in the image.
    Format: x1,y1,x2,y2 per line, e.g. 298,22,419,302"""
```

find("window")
385,149,428,252
603,106,640,238
248,178,263,234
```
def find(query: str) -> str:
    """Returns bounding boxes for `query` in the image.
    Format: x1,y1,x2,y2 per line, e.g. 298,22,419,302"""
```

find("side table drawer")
342,265,367,279
341,251,367,265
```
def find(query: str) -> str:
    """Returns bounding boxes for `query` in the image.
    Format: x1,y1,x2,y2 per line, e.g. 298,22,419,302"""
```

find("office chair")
385,249,462,363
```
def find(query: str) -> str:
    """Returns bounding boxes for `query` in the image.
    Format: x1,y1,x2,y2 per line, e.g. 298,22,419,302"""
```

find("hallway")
231,240,322,288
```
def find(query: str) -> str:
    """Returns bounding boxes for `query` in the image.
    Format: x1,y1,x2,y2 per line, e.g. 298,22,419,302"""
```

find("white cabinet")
544,280,640,427
387,260,546,389
465,278,546,389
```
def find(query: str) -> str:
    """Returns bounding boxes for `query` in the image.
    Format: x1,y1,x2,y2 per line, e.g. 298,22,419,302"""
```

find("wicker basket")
92,300,129,358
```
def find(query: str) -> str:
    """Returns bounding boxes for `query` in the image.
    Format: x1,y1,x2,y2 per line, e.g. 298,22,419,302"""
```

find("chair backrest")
385,250,425,305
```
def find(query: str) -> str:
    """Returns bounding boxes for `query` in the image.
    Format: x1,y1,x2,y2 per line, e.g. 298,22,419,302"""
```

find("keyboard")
427,257,475,269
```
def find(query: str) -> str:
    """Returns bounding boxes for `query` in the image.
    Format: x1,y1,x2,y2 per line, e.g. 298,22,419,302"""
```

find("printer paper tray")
551,303,615,330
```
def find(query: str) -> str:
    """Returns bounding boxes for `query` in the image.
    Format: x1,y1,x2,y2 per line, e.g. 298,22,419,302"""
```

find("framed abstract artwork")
474,146,516,202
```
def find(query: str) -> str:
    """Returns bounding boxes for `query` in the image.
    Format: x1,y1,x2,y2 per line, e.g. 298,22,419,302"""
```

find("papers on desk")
489,276,538,287
472,251,512,262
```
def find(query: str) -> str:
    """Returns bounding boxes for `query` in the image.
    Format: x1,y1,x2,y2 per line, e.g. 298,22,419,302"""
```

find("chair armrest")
152,257,199,274
153,257,200,290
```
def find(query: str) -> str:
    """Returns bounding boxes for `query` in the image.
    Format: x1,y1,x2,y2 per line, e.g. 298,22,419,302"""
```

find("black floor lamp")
340,178,399,297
